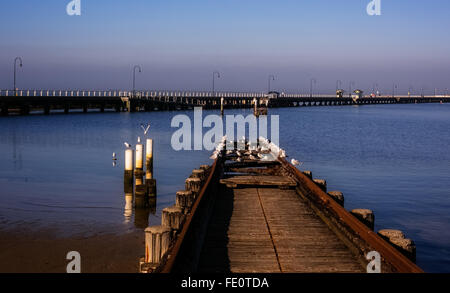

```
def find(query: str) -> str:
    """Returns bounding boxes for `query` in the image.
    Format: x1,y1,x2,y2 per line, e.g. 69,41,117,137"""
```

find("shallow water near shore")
0,103,449,272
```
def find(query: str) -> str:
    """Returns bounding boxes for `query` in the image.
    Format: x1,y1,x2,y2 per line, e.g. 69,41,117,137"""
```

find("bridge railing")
1,89,449,99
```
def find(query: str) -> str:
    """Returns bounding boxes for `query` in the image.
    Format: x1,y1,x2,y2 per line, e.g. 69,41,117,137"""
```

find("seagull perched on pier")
137,137,141,143
124,142,132,148
112,152,117,160
140,123,151,135
249,155,258,161
291,159,302,166
279,149,286,158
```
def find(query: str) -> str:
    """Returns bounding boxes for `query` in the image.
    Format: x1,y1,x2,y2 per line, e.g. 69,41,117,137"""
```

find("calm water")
0,104,449,272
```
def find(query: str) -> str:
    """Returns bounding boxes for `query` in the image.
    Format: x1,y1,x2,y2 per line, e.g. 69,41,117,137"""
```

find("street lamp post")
408,86,414,97
268,75,275,93
14,57,23,96
133,65,142,97
348,81,355,98
373,83,379,95
310,78,316,98
336,80,342,92
212,71,220,96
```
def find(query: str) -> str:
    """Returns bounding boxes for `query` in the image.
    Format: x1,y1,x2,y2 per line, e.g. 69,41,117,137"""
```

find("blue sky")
0,0,449,94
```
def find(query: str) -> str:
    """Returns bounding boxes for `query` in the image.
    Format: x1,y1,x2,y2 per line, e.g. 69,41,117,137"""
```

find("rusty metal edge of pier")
155,155,423,274
158,159,220,273
278,158,423,273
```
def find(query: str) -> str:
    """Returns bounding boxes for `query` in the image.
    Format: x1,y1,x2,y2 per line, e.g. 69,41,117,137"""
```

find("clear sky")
0,0,449,94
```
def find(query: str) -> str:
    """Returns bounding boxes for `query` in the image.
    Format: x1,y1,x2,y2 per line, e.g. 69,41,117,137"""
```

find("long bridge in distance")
1,89,449,115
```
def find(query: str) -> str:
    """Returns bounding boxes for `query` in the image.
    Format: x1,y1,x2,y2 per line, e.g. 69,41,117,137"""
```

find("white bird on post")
124,142,132,148
291,159,302,166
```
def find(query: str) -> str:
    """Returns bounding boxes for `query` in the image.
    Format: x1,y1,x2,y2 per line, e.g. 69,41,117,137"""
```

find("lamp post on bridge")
392,83,398,98
268,75,275,93
336,80,342,92
14,57,23,96
348,81,355,98
310,78,316,98
212,71,220,96
408,86,414,97
133,65,142,97
373,83,379,96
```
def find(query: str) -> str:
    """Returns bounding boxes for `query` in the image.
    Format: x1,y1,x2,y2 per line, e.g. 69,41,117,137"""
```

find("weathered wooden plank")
198,176,363,273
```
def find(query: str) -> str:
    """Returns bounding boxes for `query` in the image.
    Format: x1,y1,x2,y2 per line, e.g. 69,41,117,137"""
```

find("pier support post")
220,97,224,115
191,169,206,183
124,149,134,188
327,191,344,206
303,171,312,179
135,175,147,209
176,190,195,214
313,179,327,192
144,226,172,265
146,139,154,172
135,141,144,175
351,209,375,230
378,229,416,262
162,205,184,231
145,167,157,196
185,177,202,197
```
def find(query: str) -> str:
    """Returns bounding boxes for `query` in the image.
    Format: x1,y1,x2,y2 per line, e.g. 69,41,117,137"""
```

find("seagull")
124,142,132,148
291,159,302,166
112,152,117,160
279,149,286,158
141,123,151,135
137,137,141,143
236,151,242,157
249,155,258,161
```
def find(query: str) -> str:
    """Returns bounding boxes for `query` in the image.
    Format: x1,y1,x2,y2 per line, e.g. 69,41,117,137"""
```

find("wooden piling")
351,209,375,230
185,177,202,197
303,171,312,179
176,190,195,214
146,139,153,171
146,175,157,198
191,169,206,182
124,149,134,190
327,191,345,206
144,226,172,264
162,205,184,231
135,142,144,174
135,176,147,209
313,179,327,192
378,229,416,263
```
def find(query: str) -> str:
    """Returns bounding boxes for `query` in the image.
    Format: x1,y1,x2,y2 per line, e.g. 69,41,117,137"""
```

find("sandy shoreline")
0,229,144,273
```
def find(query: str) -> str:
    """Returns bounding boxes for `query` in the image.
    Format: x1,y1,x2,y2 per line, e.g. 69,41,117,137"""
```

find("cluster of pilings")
139,164,212,273
124,138,157,227
302,170,417,263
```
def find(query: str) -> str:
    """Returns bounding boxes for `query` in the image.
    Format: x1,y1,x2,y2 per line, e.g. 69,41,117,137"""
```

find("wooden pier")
140,139,424,273
1,89,449,116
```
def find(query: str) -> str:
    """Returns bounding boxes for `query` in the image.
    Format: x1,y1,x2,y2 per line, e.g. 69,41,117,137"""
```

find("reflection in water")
124,171,157,228
124,193,133,224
